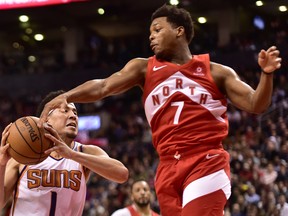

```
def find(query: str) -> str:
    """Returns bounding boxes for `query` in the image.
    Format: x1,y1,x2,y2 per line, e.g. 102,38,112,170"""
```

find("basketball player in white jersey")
0,90,129,216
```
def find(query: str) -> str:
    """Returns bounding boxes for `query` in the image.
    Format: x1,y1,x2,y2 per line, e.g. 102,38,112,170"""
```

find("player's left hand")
258,46,282,74
0,123,12,166
43,123,74,159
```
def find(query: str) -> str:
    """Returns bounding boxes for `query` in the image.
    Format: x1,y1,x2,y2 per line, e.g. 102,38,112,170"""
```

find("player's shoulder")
210,61,237,78
127,57,149,67
124,58,149,80
111,207,131,216
210,61,239,93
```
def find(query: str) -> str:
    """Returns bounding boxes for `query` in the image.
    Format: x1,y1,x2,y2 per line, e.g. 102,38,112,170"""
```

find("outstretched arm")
216,46,281,113
38,58,147,127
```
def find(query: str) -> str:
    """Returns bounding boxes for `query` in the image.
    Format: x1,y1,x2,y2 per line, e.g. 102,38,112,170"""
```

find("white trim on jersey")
182,169,231,207
144,71,226,125
111,208,131,216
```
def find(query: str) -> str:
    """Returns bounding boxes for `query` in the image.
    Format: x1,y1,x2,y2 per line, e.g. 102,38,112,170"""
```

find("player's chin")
155,51,166,60
139,198,150,204
152,46,160,55
67,132,77,139
137,200,150,207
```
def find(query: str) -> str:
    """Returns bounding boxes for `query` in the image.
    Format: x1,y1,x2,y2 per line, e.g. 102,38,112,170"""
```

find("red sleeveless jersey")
142,54,228,157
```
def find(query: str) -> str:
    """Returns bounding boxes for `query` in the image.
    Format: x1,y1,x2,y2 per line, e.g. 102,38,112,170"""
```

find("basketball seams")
8,145,47,160
13,119,42,164
14,118,42,154
29,116,44,162
8,116,51,165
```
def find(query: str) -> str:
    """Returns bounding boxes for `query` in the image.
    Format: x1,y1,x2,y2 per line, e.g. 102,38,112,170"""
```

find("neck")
171,44,192,65
133,204,151,216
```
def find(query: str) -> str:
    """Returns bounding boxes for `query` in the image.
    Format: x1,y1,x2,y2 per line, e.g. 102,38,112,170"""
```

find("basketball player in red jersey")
0,90,128,215
111,180,160,216
38,4,282,216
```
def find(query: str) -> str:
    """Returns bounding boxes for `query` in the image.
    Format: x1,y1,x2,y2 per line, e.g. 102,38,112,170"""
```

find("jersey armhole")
77,144,91,181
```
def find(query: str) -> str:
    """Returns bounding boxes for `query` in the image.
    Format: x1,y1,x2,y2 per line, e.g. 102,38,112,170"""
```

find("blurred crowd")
0,12,288,216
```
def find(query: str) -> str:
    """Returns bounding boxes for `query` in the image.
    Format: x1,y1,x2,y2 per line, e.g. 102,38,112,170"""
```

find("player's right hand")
43,123,74,159
37,94,68,128
0,123,12,166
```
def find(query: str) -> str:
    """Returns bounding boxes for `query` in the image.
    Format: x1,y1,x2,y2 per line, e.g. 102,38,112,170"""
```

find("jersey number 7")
171,101,184,124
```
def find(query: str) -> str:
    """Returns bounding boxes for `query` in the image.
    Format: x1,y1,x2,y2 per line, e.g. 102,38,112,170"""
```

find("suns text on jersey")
27,169,82,191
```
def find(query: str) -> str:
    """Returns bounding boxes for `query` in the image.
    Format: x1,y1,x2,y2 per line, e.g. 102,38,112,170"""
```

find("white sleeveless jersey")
10,141,89,216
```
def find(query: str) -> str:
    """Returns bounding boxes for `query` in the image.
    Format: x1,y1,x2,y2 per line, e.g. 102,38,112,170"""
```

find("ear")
176,26,185,37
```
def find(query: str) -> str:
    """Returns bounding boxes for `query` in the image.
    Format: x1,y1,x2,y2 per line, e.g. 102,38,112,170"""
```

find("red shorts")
155,148,231,216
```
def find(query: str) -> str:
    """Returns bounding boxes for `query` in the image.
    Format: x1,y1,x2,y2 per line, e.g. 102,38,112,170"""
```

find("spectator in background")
260,162,278,186
277,194,288,216
231,203,245,216
276,160,288,182
111,179,160,216
244,185,260,205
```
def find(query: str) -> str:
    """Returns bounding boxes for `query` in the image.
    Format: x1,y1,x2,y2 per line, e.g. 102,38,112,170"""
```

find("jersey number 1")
49,191,57,216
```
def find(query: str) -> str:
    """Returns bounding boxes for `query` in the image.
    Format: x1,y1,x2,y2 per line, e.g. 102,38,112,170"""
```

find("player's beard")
134,198,150,208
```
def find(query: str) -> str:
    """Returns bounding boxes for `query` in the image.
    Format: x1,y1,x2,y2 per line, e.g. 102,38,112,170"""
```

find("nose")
149,33,154,42
69,111,77,120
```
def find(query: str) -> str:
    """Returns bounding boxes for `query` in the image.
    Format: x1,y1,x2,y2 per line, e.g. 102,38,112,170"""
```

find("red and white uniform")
111,205,160,216
10,142,89,216
143,54,231,216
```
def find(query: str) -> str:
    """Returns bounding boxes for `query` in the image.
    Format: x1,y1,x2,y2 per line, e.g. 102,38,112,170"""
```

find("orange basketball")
6,116,53,165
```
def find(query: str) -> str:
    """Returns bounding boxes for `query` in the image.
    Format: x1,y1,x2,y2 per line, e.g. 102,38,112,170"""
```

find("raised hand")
43,123,74,159
258,46,282,74
0,123,12,166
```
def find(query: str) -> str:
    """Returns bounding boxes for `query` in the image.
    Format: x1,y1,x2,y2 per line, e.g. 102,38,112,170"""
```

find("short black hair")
151,4,194,44
36,90,65,117
131,179,149,190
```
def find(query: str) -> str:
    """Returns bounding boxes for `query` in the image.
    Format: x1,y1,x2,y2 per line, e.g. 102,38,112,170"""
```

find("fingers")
37,93,68,128
2,123,12,135
44,146,55,155
259,46,282,71
1,123,12,147
258,49,266,58
267,47,282,69
267,46,277,52
260,46,280,58
43,133,70,157
2,143,10,151
268,50,280,59
38,109,49,128
266,46,281,56
275,60,282,69
43,133,59,155
43,123,56,135
43,126,61,145
38,103,57,128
